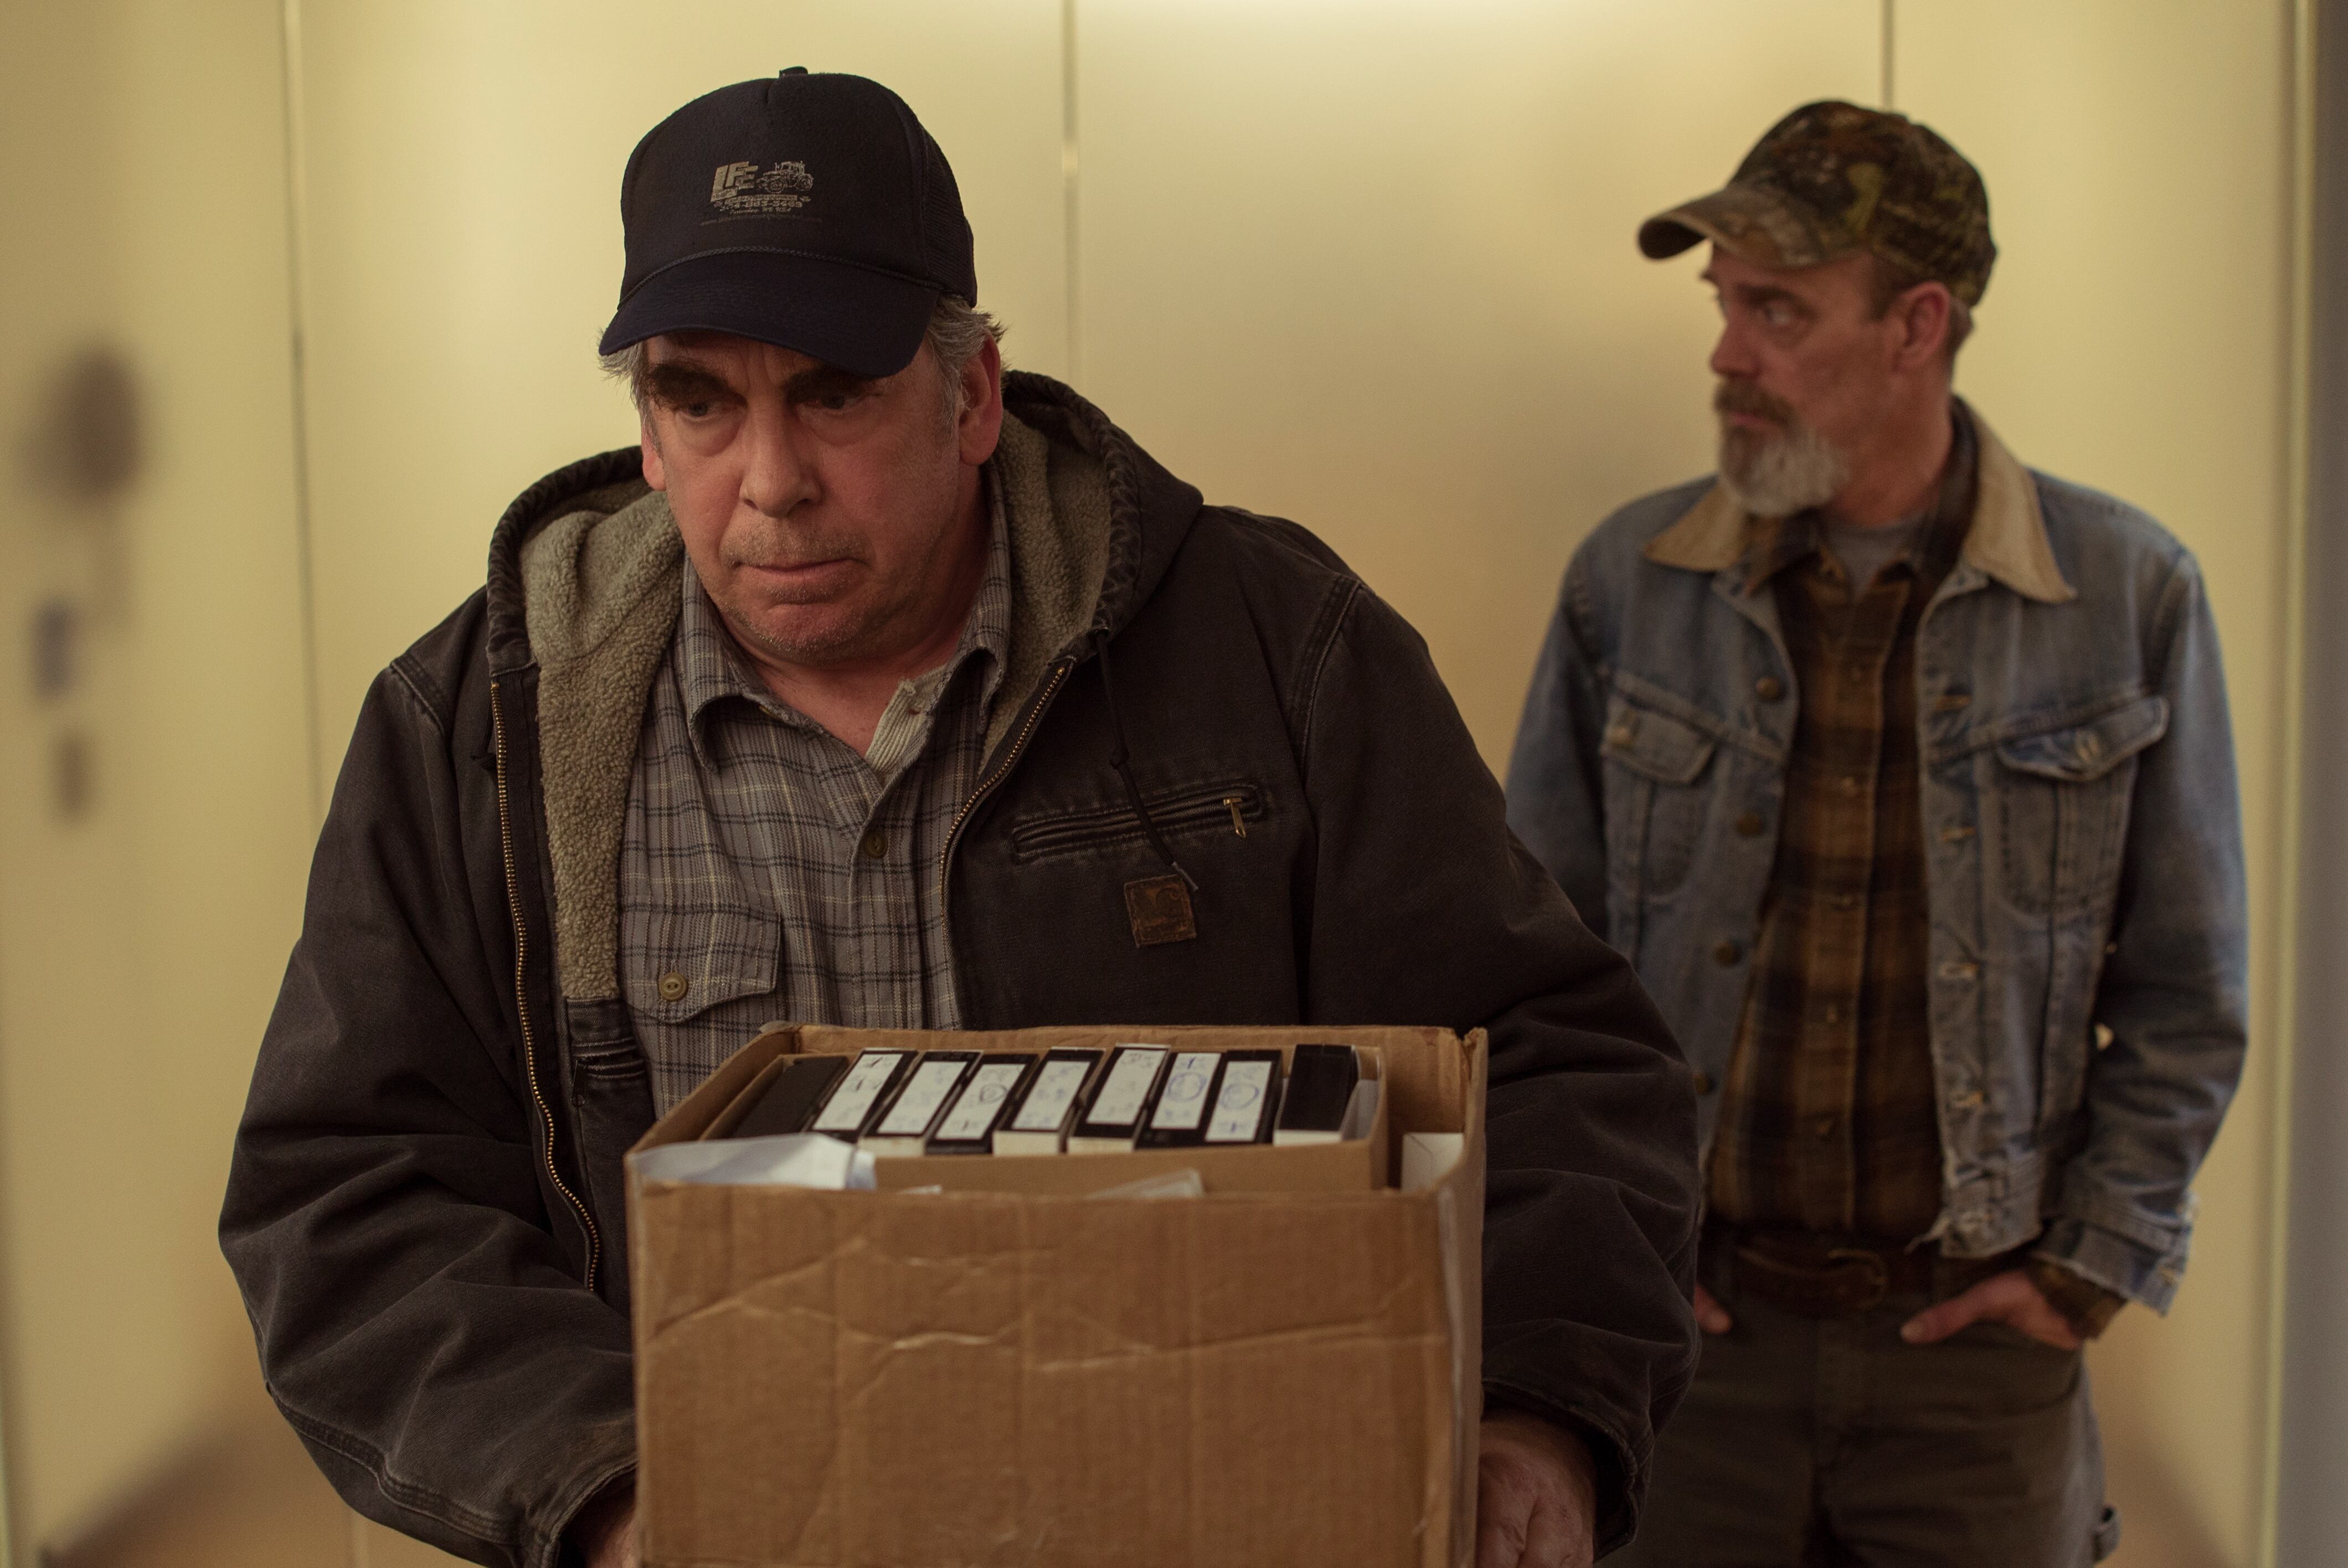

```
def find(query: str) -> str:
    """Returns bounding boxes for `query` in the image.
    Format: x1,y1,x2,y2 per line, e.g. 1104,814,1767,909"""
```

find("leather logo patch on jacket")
1124,875,1198,946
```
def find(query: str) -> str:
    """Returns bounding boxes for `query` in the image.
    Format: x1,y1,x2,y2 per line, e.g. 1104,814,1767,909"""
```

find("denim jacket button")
1713,940,1744,966
1735,811,1765,837
1754,676,1785,702
1691,1070,1716,1095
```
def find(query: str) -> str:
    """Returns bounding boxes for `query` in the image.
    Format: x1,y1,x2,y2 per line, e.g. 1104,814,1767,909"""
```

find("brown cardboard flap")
629,1024,1487,1568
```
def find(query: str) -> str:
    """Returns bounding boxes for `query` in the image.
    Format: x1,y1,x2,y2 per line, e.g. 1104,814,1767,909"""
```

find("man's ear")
1894,282,1954,372
956,337,1005,467
640,407,668,492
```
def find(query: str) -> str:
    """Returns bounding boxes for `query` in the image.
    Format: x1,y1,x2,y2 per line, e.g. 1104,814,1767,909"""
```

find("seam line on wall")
1881,0,1896,108
2259,3,2319,1564
277,0,324,828
1062,0,1082,386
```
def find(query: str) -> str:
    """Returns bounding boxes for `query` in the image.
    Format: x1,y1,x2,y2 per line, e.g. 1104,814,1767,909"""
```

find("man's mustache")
1714,379,1799,426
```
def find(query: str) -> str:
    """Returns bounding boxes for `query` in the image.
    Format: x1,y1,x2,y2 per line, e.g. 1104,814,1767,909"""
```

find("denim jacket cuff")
2033,1213,2186,1313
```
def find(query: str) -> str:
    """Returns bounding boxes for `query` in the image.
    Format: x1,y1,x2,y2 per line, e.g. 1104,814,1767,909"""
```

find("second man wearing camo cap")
1507,100,2247,1563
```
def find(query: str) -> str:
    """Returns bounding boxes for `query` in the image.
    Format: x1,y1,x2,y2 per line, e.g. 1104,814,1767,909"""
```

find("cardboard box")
628,1023,1487,1567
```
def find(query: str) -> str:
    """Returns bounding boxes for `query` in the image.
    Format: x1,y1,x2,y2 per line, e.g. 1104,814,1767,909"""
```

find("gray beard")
1717,416,1850,518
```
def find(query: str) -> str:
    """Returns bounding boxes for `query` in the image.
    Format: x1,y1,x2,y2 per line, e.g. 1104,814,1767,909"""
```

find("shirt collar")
677,470,1016,767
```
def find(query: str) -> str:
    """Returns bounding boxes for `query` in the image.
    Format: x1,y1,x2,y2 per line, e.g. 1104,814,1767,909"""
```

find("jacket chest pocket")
1007,779,1267,863
1600,695,1718,901
1992,694,2167,918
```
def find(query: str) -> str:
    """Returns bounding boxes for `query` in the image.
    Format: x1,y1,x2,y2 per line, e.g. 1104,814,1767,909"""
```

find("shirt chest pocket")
622,900,782,1025
1991,693,2169,919
1600,695,1719,900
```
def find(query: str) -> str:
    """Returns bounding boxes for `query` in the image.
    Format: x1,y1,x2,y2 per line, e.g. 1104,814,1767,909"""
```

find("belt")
1726,1229,2017,1317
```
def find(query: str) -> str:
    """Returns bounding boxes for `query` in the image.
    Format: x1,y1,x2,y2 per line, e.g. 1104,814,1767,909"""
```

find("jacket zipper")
489,679,601,1293
939,657,1077,907
1008,783,1264,857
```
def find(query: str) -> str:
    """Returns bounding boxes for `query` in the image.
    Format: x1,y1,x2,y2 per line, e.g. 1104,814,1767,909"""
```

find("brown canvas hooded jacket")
220,372,1700,1566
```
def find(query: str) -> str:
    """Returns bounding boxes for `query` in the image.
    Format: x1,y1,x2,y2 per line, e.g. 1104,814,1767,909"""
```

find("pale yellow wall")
0,0,315,1554
1898,8,2293,1564
1075,0,1882,765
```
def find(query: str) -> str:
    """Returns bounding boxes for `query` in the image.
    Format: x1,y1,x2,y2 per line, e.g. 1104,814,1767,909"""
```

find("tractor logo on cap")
709,160,815,219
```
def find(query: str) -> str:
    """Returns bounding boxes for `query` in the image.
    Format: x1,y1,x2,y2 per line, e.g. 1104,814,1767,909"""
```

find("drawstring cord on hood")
1093,628,1200,893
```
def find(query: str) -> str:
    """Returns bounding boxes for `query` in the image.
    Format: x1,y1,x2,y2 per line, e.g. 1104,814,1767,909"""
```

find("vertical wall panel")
2280,2,2348,1557
1073,0,1882,768
1898,7,2294,1565
294,0,1071,782
0,0,318,1556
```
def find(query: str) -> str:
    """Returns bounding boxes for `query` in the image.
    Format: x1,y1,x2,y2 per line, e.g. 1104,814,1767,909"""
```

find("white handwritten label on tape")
1088,1048,1169,1129
1149,1051,1221,1132
1205,1060,1274,1143
1011,1060,1094,1132
935,1061,1028,1142
873,1060,967,1137
812,1053,905,1133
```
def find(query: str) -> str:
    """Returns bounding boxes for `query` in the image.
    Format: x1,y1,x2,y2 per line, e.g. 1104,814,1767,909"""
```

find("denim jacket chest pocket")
1989,693,2169,919
1600,694,1719,905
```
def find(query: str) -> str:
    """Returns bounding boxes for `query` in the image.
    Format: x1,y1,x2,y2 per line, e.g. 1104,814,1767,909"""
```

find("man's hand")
1692,1282,1733,1334
1900,1267,2083,1352
1477,1410,1599,1568
572,1481,639,1568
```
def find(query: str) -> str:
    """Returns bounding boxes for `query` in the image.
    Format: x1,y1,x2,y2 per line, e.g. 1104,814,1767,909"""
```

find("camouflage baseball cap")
1639,100,1996,306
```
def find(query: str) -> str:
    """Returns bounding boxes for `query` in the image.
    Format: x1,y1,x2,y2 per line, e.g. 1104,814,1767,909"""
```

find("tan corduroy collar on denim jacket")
1640,403,2077,606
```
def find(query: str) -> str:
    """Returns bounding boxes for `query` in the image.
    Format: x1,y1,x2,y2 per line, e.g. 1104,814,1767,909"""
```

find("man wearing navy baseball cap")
224,72,1700,1568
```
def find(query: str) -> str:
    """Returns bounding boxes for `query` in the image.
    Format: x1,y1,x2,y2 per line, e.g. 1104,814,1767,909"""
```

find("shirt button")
1822,1003,1843,1024
657,971,689,1003
1605,721,1636,747
1754,676,1785,702
1838,775,1862,797
1735,811,1765,837
1814,1115,1837,1141
1691,1070,1716,1095
860,828,889,859
1713,940,1744,966
1833,893,1859,911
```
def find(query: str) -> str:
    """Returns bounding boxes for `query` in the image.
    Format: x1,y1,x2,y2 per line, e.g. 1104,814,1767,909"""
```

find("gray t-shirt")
1824,512,1927,590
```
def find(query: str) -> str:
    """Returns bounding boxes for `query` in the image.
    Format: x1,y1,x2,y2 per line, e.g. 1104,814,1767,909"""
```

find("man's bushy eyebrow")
643,361,736,405
1701,272,1809,312
783,363,880,402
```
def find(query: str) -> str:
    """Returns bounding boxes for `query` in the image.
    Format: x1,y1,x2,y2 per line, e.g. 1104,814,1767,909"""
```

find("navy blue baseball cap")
598,70,977,378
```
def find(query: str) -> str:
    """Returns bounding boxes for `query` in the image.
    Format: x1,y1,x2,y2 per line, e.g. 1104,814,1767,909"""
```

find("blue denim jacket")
1506,411,2247,1310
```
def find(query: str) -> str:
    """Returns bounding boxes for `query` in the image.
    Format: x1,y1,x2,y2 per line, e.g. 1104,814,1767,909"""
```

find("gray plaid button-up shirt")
618,489,1013,1112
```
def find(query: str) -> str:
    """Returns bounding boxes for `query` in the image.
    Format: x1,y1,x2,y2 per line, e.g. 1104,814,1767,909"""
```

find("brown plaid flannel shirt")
1705,414,1977,1244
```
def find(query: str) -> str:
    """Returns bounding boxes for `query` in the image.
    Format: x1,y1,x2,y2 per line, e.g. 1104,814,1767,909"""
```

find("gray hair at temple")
599,295,1005,421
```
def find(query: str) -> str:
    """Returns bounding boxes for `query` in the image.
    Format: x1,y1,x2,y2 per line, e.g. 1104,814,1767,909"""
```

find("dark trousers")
1614,1240,2121,1566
